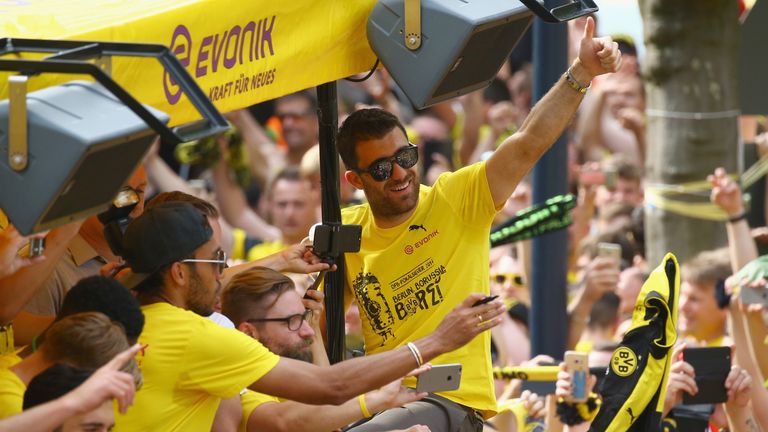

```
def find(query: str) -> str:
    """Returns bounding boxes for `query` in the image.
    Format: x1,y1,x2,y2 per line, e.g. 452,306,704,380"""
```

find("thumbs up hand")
577,17,623,80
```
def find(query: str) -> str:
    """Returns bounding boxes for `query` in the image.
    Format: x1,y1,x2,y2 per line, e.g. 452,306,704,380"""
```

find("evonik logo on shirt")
403,229,439,255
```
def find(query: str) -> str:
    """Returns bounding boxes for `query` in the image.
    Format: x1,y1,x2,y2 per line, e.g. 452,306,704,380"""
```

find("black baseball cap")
119,202,212,290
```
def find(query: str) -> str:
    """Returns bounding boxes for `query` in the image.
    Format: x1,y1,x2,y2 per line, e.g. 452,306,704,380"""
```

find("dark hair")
337,108,408,170
148,191,220,218
277,90,318,115
59,276,145,344
221,267,295,326
588,292,620,330
483,78,511,104
23,363,92,409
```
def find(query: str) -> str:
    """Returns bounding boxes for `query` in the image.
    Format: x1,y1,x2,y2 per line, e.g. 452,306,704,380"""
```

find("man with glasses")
334,18,621,431
221,266,432,432
275,90,320,166
115,201,504,431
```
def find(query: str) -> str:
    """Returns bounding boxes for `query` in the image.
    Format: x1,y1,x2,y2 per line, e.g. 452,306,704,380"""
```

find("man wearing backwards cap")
115,201,505,432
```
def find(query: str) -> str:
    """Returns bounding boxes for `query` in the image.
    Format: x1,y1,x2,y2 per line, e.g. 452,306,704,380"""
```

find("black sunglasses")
354,144,419,182
247,309,313,331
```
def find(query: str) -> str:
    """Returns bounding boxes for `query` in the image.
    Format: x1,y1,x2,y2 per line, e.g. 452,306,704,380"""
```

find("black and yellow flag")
589,253,679,431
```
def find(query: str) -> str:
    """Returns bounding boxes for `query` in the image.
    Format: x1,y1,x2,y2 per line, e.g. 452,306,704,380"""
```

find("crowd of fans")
0,12,766,432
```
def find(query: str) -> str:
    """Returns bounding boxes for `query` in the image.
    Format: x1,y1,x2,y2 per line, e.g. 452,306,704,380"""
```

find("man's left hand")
576,17,622,81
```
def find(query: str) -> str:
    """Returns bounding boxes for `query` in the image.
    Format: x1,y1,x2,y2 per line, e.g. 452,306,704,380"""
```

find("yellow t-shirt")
115,302,279,432
246,240,286,262
238,390,279,432
0,367,25,419
0,325,14,359
341,161,500,417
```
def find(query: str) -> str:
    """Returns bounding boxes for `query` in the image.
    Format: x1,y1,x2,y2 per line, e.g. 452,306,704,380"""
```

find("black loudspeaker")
367,0,597,109
0,81,169,234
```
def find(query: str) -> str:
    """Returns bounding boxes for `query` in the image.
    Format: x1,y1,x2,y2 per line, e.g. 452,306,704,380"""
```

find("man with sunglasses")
114,201,504,431
335,17,621,432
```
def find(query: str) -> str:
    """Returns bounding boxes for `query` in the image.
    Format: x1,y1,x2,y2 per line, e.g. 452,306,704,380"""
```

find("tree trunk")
639,0,740,266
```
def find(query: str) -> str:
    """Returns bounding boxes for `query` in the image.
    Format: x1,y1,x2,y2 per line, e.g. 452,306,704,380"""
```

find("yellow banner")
0,0,378,125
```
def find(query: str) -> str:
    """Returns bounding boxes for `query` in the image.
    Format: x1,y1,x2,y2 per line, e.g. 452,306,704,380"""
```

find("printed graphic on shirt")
403,229,440,255
353,258,446,346
352,272,395,344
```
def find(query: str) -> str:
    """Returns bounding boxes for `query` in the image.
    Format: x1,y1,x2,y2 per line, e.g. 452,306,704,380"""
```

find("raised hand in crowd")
662,344,697,417
303,288,331,367
0,344,141,432
708,166,759,272
567,256,620,348
723,365,759,432
0,225,45,279
709,167,746,218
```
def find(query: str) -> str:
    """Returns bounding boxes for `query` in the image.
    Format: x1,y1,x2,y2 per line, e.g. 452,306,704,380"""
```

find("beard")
262,335,314,363
187,269,217,317
363,171,420,220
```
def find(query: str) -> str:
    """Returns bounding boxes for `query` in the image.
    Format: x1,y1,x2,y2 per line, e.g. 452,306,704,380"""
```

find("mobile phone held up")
565,351,589,402
416,363,462,393
682,346,730,405
597,242,621,268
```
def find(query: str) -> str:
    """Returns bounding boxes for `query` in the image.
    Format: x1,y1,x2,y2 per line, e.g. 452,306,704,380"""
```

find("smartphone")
740,285,768,305
682,347,730,405
472,295,499,307
565,351,589,402
597,242,621,267
416,363,462,393
28,237,45,257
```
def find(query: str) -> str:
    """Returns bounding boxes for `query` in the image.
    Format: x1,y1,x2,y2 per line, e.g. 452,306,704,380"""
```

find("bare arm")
0,345,140,431
728,302,768,431
226,109,285,185
458,91,484,167
723,366,761,432
211,149,280,242
567,258,619,349
709,167,758,272
0,222,81,324
247,379,425,432
250,294,505,405
485,18,621,207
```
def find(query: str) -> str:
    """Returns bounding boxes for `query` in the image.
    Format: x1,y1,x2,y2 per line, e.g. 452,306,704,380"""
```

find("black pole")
316,82,346,364
530,16,568,358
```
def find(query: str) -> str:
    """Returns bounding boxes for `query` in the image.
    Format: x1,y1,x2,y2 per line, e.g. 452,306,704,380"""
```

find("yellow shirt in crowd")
341,162,500,417
238,390,279,432
0,367,25,419
115,302,279,432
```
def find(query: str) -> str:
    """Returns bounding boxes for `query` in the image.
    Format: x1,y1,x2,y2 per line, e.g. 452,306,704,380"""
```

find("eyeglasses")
491,273,525,287
246,309,313,331
354,144,419,182
181,249,228,275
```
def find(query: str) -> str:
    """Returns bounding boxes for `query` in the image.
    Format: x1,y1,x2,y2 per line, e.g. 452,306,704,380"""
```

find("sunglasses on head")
491,273,525,287
354,144,419,182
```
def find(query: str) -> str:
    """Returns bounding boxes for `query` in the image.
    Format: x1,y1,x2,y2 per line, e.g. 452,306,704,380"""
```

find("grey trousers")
344,393,484,432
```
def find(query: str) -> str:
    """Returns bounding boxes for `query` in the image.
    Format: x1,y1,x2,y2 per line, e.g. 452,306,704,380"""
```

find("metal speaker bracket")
519,0,598,23
404,0,421,50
